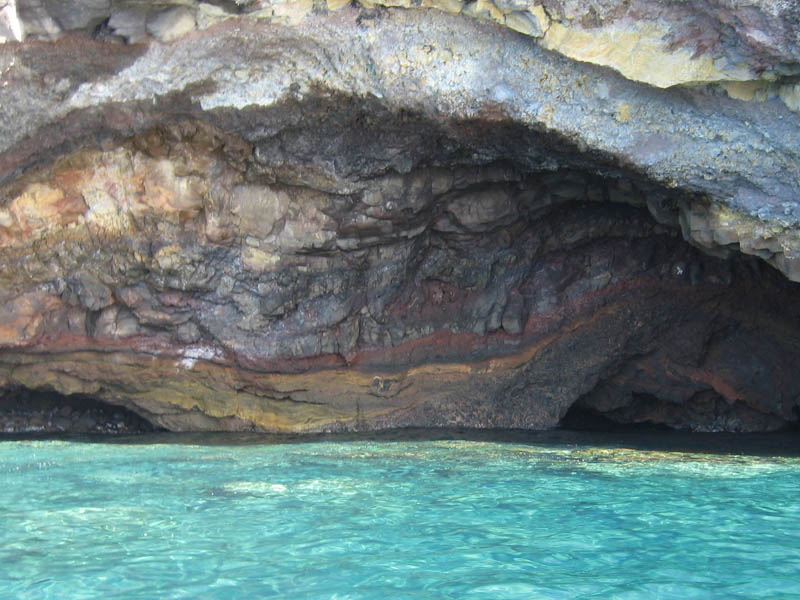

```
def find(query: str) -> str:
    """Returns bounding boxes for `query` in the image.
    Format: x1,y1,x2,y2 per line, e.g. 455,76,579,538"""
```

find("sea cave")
5,2,800,598
1,0,800,435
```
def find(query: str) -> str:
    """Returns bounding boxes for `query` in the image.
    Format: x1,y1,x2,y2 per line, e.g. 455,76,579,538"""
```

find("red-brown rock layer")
2,7,800,432
0,118,799,432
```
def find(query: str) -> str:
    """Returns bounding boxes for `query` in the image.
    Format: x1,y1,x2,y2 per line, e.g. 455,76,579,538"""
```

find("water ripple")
0,438,799,598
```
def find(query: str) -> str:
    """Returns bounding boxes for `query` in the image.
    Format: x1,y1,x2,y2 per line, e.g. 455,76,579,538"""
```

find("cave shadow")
0,387,160,436
3,421,800,458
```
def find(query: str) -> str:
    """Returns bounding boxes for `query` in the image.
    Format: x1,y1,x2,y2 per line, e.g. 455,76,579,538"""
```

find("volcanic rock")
0,0,799,432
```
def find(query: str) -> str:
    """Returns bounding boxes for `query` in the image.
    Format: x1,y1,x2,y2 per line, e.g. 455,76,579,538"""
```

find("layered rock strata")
1,3,799,432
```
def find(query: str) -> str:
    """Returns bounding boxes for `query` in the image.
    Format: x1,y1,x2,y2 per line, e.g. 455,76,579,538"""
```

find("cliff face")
1,0,800,432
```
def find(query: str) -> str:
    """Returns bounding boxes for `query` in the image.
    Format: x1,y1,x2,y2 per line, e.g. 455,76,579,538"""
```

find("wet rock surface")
1,1,800,433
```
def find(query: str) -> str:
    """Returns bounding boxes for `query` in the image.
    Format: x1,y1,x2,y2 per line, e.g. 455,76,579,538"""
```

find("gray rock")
43,0,109,31
107,6,147,42
93,306,139,339
145,6,195,43
14,0,60,39
64,273,113,312
176,321,201,343
0,0,23,42
501,291,525,335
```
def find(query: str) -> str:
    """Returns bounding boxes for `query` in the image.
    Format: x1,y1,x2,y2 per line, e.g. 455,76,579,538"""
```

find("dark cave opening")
558,403,675,433
559,391,800,434
0,388,159,434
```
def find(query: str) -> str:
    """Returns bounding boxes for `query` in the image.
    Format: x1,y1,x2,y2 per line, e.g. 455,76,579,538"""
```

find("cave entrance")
0,388,159,434
558,401,673,433
558,392,799,434
2,97,800,434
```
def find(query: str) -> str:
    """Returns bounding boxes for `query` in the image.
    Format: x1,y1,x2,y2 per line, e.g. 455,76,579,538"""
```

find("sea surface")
1,429,799,599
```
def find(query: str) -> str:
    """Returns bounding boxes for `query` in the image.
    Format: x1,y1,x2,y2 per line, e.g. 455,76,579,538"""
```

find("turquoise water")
2,432,800,599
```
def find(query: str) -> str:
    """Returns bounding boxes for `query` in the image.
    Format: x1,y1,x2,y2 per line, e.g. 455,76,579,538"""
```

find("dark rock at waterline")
0,389,156,434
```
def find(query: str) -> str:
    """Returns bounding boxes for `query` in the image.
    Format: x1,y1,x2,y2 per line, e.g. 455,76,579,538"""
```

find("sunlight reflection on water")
1,430,799,599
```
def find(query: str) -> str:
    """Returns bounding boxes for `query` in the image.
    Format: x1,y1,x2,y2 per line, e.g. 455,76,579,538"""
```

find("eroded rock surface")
1,1,800,432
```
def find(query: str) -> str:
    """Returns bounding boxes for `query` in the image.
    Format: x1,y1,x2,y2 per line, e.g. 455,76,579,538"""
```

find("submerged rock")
0,0,799,432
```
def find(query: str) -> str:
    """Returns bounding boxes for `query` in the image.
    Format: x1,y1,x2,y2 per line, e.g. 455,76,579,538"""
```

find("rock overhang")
2,7,800,278
1,1,800,433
